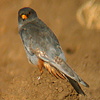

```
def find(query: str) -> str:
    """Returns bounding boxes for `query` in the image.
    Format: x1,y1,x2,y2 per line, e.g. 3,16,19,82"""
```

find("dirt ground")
0,0,100,100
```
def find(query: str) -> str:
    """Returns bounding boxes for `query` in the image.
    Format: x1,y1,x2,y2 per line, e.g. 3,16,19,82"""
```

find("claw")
44,62,52,73
56,71,66,80
51,68,59,79
44,62,66,79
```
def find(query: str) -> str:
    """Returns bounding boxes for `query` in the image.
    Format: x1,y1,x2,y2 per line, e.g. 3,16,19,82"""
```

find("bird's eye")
21,14,27,20
28,11,31,16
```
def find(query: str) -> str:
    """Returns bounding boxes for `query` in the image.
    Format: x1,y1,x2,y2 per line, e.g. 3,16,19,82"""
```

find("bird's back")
19,18,66,61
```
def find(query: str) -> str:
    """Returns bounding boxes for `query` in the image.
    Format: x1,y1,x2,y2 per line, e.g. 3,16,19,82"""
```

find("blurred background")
0,0,100,100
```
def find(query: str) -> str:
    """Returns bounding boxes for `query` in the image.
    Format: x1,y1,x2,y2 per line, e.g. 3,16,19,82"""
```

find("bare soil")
0,0,100,100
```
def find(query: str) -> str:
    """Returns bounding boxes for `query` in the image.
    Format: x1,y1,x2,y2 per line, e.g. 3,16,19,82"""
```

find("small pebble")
37,76,41,80
58,87,63,92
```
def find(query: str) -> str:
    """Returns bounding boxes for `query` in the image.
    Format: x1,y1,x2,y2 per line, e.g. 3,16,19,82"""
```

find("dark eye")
29,11,31,14
28,11,31,16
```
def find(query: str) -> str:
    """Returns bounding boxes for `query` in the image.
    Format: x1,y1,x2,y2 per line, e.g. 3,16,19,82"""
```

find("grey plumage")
18,7,89,95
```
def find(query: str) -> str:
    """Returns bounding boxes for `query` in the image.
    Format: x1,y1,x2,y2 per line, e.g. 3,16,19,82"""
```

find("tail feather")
65,75,86,95
50,59,89,87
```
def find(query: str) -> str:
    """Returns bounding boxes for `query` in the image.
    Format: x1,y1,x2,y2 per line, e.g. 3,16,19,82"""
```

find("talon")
51,68,59,79
47,66,51,73
44,62,51,73
44,62,65,79
56,71,66,80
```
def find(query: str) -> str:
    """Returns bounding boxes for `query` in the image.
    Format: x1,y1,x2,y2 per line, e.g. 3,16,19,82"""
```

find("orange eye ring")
21,14,27,20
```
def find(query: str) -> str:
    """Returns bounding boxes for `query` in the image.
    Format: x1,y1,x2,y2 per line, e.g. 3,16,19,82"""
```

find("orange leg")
43,62,66,80
56,71,66,80
38,58,44,74
51,68,59,79
44,62,52,73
